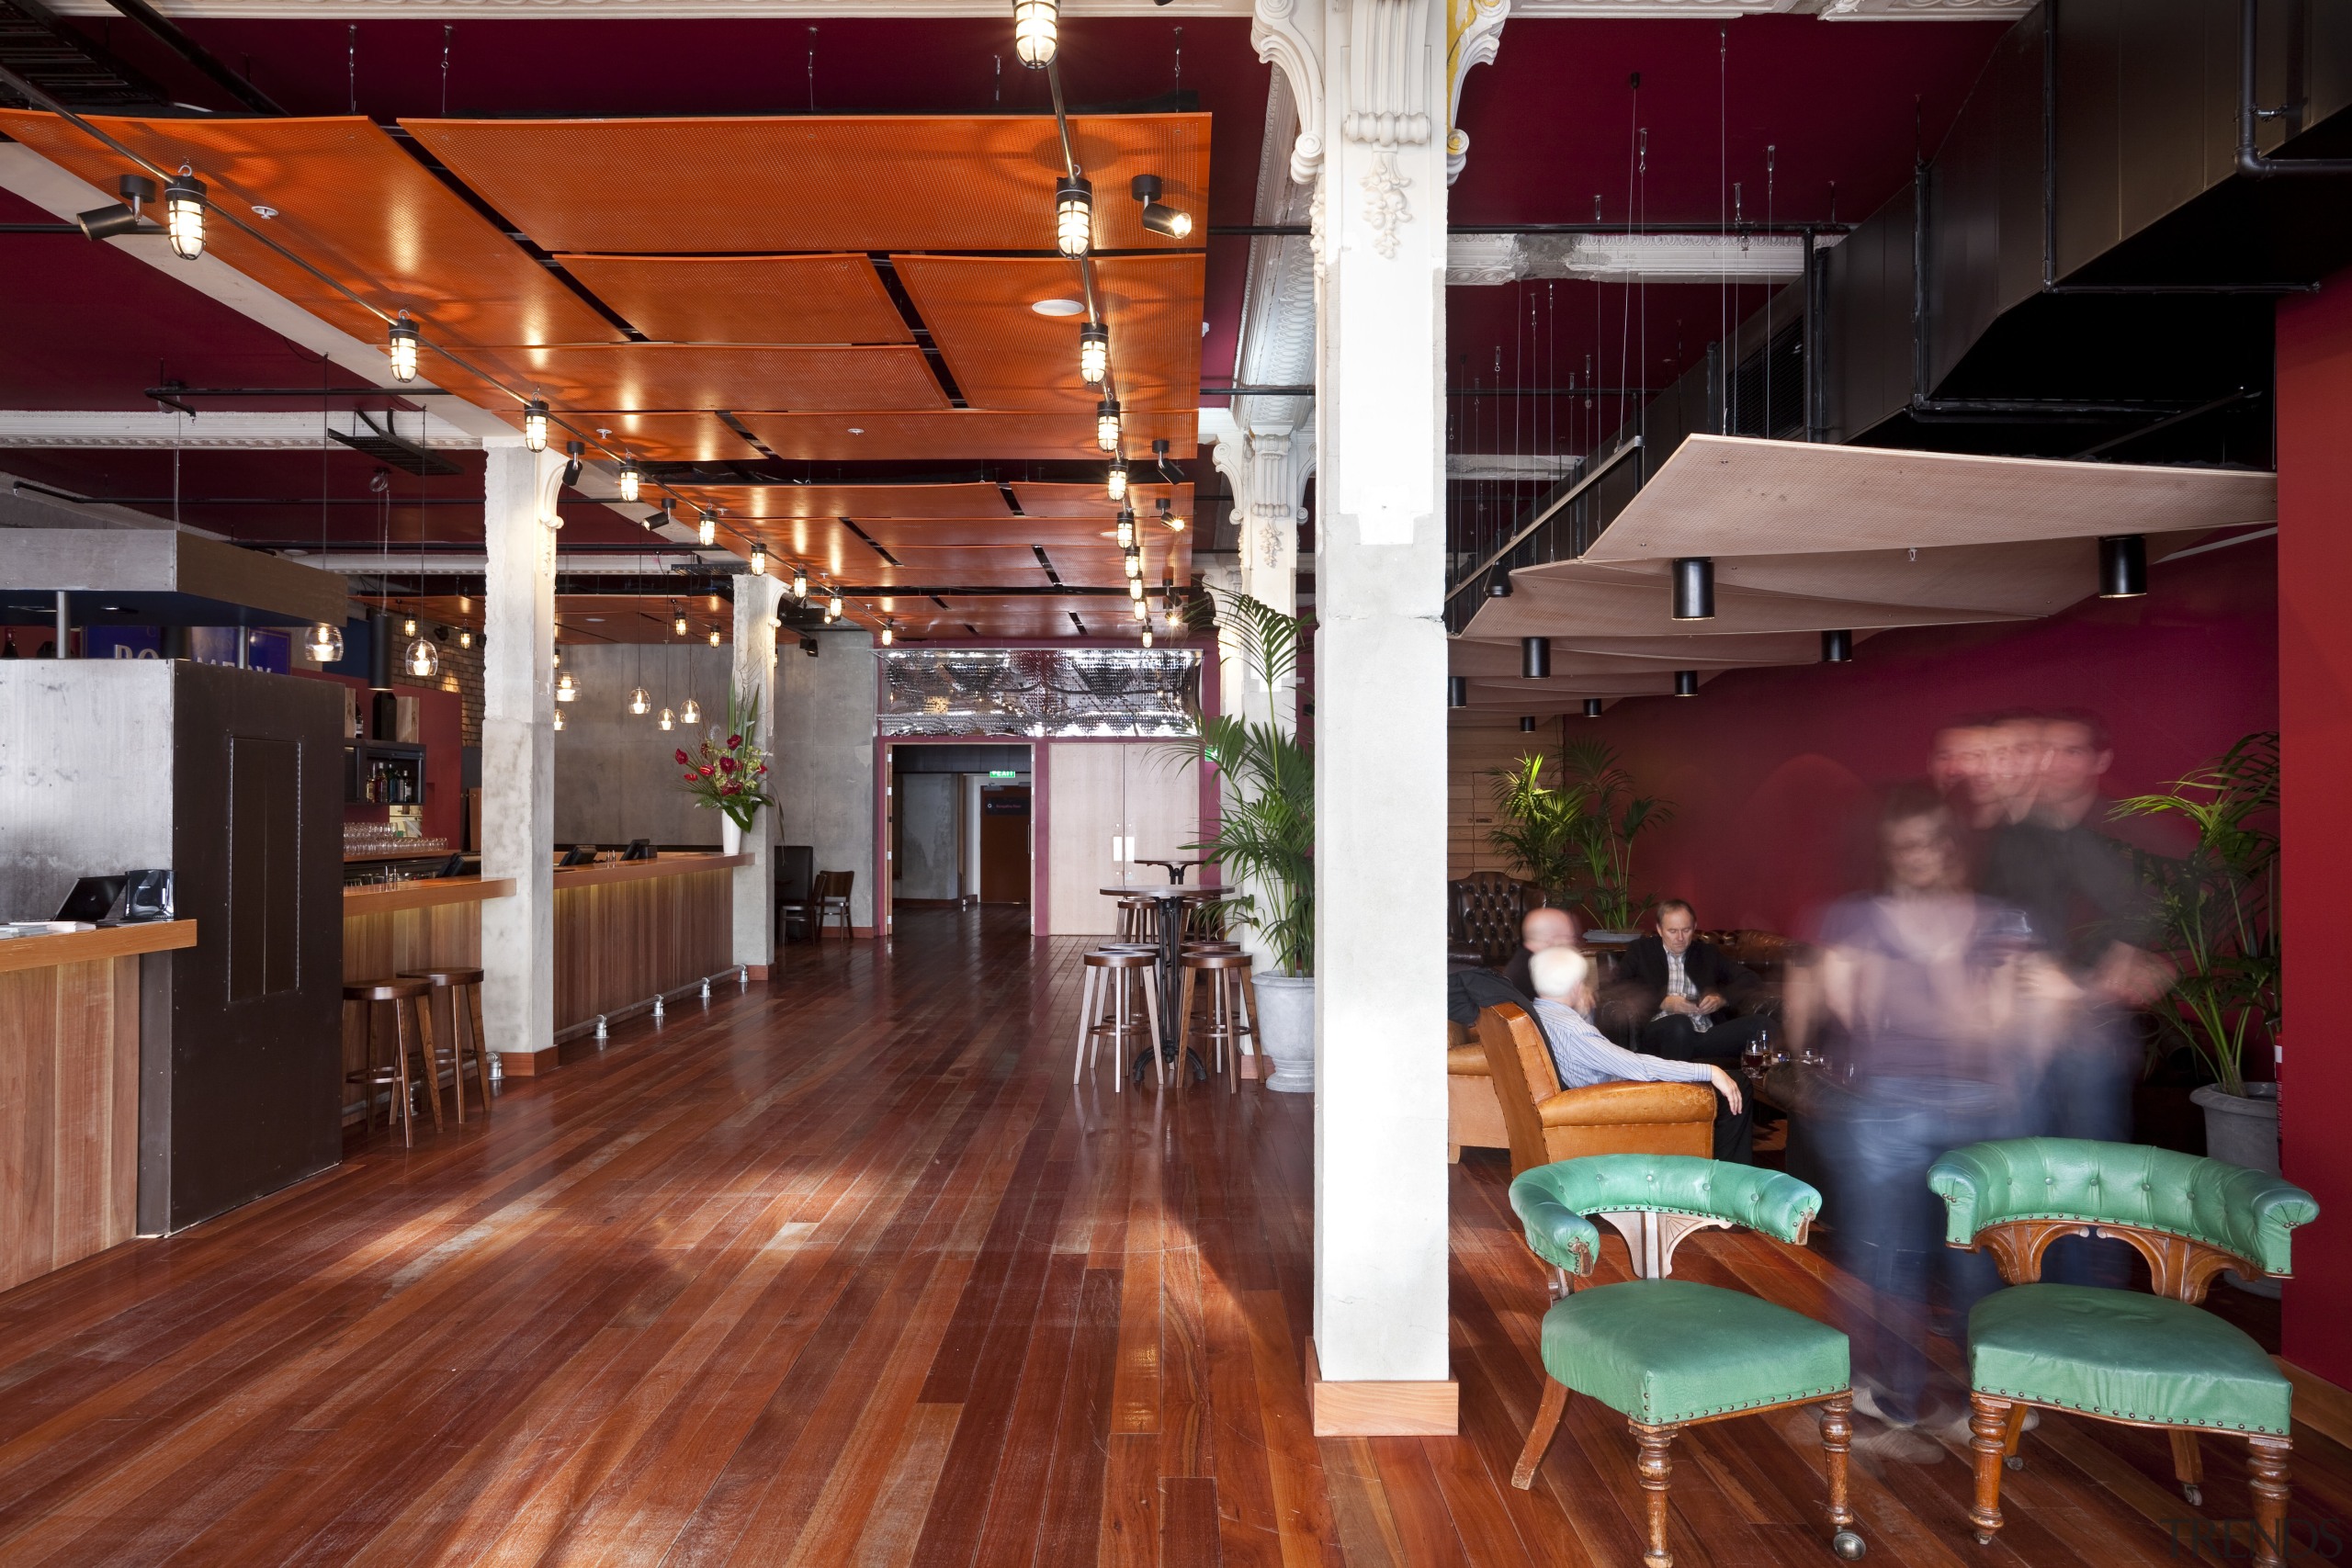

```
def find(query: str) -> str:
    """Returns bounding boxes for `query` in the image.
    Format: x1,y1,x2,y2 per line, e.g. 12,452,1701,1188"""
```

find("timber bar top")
552,852,751,889
342,876,517,915
0,919,198,976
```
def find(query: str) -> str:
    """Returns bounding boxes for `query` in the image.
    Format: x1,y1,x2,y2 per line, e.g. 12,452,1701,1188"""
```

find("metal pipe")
2238,0,2352,176
54,590,69,659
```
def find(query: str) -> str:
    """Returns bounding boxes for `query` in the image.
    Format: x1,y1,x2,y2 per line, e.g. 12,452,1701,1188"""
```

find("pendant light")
708,626,722,648
1673,671,1700,697
1671,557,1714,621
552,705,566,731
617,459,640,503
658,707,674,731
552,647,560,667
305,622,344,663
749,542,768,575
556,670,579,703
401,615,419,637
1520,716,1538,733
1107,460,1128,503
673,610,688,637
459,628,473,649
405,636,439,678
791,569,808,601
2098,535,2147,598
521,400,548,452
1521,637,1551,680
1055,175,1093,258
681,697,702,725
1822,629,1854,663
1127,577,1145,602
1124,550,1143,580
1141,627,1154,648
387,316,420,383
1079,322,1109,385
163,172,205,260
1095,398,1121,452
1131,596,1148,621
697,510,718,547
628,685,650,716
1115,511,1136,549
879,622,895,647
1447,676,1468,708
828,591,844,619
1012,0,1057,66
1584,698,1605,718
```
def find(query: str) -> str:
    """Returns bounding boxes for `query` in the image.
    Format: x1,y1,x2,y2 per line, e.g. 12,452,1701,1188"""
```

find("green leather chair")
1509,1154,1865,1567
1928,1137,2319,1564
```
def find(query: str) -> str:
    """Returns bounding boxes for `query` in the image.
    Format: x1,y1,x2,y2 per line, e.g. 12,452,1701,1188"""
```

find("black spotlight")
1671,557,1714,621
1131,174,1193,239
560,440,583,489
800,636,820,658
2098,535,2147,599
1583,698,1604,718
1673,670,1700,697
1521,636,1552,680
1520,716,1538,733
1487,578,1513,599
75,175,156,241
1822,628,1854,663
1448,676,1468,708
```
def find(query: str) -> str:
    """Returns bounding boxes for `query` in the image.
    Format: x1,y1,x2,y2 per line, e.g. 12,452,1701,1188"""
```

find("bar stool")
1074,948,1163,1092
1116,897,1159,944
343,976,439,1146
398,966,492,1123
1179,951,1256,1094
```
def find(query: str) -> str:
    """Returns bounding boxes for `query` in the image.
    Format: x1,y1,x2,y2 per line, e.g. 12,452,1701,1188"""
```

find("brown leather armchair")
1474,1002,1714,1178
1447,1020,1509,1162
1449,871,1539,967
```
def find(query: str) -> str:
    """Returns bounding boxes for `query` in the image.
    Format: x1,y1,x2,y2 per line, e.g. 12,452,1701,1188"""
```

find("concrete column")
480,438,561,1075
730,572,783,972
1307,0,1456,1408
775,627,877,935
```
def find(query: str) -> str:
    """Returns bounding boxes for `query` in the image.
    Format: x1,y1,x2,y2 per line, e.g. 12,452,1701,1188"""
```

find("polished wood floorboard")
0,908,2343,1566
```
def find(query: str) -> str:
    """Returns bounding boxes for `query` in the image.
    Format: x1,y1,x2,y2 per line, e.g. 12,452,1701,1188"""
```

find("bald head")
1521,907,1577,954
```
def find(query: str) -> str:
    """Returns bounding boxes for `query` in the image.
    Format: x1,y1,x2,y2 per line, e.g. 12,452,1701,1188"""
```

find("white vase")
1252,975,1316,1093
2192,1081,2281,1297
721,817,741,855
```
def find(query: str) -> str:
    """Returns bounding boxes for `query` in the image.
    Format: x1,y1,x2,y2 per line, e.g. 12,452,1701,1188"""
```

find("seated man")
1606,899,1770,1066
1529,945,1752,1164
1447,905,1577,1027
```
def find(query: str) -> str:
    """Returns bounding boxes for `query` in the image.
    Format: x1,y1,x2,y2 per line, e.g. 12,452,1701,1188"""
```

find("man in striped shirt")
1527,946,1751,1162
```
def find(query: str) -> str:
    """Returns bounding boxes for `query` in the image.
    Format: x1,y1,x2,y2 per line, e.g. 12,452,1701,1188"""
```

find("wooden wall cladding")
1451,720,1557,882
552,865,732,1035
0,955,139,1293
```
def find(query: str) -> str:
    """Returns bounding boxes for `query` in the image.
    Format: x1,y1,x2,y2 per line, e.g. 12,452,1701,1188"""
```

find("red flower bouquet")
673,686,779,831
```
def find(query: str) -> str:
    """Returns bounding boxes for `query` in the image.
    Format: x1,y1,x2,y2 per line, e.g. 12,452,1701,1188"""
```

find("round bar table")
1100,885,1218,1083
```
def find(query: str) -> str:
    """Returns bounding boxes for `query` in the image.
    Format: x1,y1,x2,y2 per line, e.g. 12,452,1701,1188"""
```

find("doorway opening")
881,740,1033,940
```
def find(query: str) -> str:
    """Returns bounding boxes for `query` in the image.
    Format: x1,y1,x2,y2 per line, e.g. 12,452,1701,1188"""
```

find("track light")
1158,498,1184,532
2098,535,2147,599
1448,676,1468,708
616,458,639,503
749,542,768,575
1671,557,1714,621
304,622,344,663
1056,175,1093,258
1095,398,1121,452
1107,460,1127,502
560,440,583,489
697,510,718,547
628,685,650,716
163,172,205,260
556,670,579,703
1131,175,1193,240
1520,716,1538,733
1822,629,1854,663
1115,511,1136,549
387,316,420,383
1673,671,1700,697
1584,699,1604,718
522,400,548,452
75,174,154,242
708,626,722,647
1079,321,1109,386
828,591,844,619
682,698,701,725
792,569,808,601
1012,0,1057,67
1521,636,1551,680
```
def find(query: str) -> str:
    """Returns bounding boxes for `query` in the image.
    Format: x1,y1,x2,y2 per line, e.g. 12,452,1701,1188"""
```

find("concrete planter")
1252,975,1316,1093
2192,1082,2281,1298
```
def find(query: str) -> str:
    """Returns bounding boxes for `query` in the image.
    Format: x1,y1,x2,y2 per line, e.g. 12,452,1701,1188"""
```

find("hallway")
0,910,2342,1566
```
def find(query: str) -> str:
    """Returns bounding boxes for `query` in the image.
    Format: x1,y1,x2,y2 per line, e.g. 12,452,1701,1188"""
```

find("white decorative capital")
1342,0,1436,147
1252,0,1326,185
1446,0,1508,184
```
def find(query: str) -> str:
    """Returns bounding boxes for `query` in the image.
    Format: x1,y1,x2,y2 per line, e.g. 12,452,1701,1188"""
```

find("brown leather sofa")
1449,871,1541,967
1468,1002,1715,1178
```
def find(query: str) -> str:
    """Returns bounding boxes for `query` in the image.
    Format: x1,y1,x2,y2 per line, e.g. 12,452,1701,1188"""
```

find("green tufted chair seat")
1542,1279,1850,1426
1968,1284,2290,1436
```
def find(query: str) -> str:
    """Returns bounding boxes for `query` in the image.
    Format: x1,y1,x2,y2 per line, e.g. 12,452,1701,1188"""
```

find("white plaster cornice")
0,410,484,448
40,0,1254,16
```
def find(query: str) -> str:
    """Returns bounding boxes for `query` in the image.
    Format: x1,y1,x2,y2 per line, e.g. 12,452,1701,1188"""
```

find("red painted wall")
2277,273,2352,1390
290,670,466,849
1586,535,2278,945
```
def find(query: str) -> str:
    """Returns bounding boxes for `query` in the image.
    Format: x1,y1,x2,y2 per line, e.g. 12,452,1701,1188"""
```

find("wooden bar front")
0,920,198,1292
551,853,744,1039
341,877,512,1109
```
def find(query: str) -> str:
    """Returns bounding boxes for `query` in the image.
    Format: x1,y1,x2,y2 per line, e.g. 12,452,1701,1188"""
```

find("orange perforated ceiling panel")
401,115,1207,255
574,412,761,464
669,484,1011,521
739,411,1198,463
1010,482,1196,520
485,344,945,413
558,255,913,345
856,517,1084,549
895,254,1204,414
0,111,622,355
852,546,1056,577
1040,543,1193,590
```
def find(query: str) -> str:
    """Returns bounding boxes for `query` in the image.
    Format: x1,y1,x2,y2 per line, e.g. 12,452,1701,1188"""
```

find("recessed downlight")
1030,298,1086,318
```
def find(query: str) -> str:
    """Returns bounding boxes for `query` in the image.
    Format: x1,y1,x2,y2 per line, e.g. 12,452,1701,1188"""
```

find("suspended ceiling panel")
401,115,1209,255
666,482,1012,520
1010,481,1195,519
577,412,763,464
481,344,946,414
896,254,1204,413
856,518,1065,548
558,254,914,345
1581,434,2278,562
734,518,864,576
1447,630,1850,677
855,545,1062,578
1455,670,1721,710
1043,545,1190,590
739,411,1199,463
0,111,624,354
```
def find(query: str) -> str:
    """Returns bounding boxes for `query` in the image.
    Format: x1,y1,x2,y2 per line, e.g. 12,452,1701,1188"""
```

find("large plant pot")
2192,1082,2281,1298
1252,975,1316,1094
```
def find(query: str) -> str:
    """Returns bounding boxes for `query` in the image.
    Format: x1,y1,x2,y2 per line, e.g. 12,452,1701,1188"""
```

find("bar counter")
0,919,198,1292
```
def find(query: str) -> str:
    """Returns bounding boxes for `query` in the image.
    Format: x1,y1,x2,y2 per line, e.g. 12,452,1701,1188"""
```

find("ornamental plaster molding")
1445,0,1507,184
1341,0,1435,148
1251,0,1327,185
1232,69,1318,436
1359,151,1412,259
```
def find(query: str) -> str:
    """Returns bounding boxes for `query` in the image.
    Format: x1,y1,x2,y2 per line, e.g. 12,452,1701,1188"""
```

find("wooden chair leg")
1228,972,1252,1090
467,984,491,1111
444,988,467,1125
390,998,417,1148
412,997,443,1134
1073,966,1097,1086
2001,1400,2029,1468
1178,966,1195,1066
1820,1393,1860,1554
2247,1433,2291,1568
1511,1377,1568,1489
1138,972,1165,1088
2168,1428,2205,1506
1968,1393,2012,1545
1633,1422,1679,1568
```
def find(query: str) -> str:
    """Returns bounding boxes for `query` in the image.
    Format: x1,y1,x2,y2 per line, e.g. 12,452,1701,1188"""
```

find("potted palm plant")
1490,739,1671,933
1486,753,1585,908
1169,592,1316,1090
2109,731,2279,1172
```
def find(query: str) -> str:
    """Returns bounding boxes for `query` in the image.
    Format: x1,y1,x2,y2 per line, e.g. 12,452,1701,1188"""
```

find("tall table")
1100,884,1216,1083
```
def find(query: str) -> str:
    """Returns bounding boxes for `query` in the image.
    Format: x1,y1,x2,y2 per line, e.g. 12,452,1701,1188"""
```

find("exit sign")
988,770,1017,778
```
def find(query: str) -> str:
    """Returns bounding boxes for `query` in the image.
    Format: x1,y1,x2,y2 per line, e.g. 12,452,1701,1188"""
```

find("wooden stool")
399,966,492,1123
343,977,439,1146
1115,897,1159,944
1074,949,1164,1092
1180,951,1255,1093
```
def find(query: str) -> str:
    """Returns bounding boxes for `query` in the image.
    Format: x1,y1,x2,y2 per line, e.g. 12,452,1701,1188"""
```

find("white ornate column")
480,437,562,1076
730,572,783,974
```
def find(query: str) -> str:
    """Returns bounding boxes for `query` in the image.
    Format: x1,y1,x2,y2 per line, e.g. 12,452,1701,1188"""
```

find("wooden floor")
0,908,2343,1567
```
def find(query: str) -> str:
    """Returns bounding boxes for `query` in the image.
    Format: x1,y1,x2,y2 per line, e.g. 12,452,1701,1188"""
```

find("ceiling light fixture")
828,591,844,619
1670,557,1714,621
560,440,583,489
1821,629,1854,663
163,171,205,260
401,615,418,637
1157,498,1184,532
1115,510,1136,550
616,458,640,503
556,670,579,703
522,400,548,452
673,611,687,637
2098,534,2147,598
1127,577,1145,601
697,510,718,547
459,628,473,649
1447,676,1468,708
628,685,650,716
1131,596,1148,621
1585,698,1605,717
1012,0,1057,67
304,622,344,664
1095,398,1121,452
682,697,701,725
708,626,722,647
1124,550,1143,580
1031,297,1086,318
1079,321,1109,385
749,542,768,575
1150,436,1184,487
1673,671,1700,697
1130,175,1193,239
1521,636,1551,680
552,705,567,731
1520,716,1538,733
1056,175,1093,258
791,569,808,601
74,174,153,242
658,707,674,730
387,316,420,383
880,623,895,647
1107,460,1127,502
